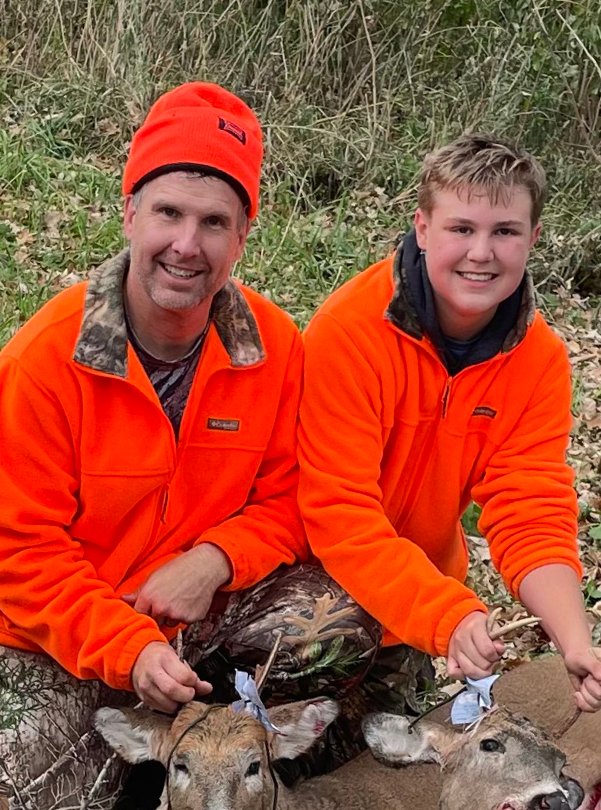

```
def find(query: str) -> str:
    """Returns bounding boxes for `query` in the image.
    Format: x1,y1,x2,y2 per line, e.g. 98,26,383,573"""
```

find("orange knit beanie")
122,82,264,219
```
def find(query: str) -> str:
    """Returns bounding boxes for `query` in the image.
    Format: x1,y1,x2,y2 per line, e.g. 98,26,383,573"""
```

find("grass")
2,0,601,343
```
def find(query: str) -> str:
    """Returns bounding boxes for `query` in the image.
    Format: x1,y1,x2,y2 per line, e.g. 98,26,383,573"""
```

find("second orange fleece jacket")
298,254,580,656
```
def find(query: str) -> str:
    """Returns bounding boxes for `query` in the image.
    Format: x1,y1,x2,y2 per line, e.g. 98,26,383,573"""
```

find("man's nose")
171,222,202,257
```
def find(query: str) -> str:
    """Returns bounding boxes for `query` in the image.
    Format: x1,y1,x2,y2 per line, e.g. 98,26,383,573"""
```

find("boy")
298,133,601,711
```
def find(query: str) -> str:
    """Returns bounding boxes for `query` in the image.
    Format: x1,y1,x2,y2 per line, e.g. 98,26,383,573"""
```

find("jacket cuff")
433,598,488,657
111,627,168,691
194,531,251,591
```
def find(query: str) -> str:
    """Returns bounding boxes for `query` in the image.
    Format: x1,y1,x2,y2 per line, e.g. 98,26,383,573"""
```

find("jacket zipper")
441,378,451,419
160,485,170,524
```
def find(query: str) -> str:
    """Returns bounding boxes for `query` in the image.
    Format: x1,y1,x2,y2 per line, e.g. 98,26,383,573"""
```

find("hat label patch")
218,118,247,145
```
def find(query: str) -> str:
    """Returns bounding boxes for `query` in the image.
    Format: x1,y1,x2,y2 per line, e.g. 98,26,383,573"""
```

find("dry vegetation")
1,0,601,668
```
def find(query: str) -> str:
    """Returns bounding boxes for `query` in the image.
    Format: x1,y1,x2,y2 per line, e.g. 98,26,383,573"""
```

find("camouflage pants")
0,565,427,809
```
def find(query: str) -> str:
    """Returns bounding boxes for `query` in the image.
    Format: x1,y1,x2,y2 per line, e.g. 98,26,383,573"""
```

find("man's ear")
123,194,137,240
266,698,339,760
95,707,172,764
363,714,463,768
414,208,430,251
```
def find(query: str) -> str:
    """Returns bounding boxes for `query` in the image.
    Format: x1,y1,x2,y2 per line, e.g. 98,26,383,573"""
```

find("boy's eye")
496,227,517,236
451,226,471,234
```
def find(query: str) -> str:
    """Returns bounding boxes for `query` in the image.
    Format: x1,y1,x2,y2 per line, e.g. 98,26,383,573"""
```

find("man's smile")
159,261,203,279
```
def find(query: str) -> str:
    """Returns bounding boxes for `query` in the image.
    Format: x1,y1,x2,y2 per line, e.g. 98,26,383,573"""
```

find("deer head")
95,697,338,810
363,706,584,810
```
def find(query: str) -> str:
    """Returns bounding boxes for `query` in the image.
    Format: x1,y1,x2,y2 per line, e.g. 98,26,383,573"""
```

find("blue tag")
231,670,281,733
450,674,499,725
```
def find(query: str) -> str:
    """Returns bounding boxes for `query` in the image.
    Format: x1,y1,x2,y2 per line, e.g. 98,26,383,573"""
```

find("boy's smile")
414,186,541,341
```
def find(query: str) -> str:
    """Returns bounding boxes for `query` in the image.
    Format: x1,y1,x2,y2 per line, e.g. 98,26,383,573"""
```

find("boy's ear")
529,221,542,248
414,208,430,250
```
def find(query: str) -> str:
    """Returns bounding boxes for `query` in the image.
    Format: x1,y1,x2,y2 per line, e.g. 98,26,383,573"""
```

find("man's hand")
447,610,505,680
122,543,231,627
132,641,212,712
564,647,601,712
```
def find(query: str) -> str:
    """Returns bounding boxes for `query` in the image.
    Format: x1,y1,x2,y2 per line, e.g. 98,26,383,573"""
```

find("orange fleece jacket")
0,253,306,690
298,255,581,657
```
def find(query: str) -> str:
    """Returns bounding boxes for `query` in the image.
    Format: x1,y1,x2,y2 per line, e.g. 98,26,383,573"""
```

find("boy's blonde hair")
417,133,547,225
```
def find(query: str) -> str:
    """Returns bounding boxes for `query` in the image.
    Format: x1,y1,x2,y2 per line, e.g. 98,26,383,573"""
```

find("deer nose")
528,793,570,810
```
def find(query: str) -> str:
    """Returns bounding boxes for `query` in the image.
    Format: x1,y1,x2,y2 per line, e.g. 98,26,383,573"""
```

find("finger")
471,623,505,663
446,654,464,680
194,678,213,697
579,675,601,707
163,654,199,688
574,688,600,713
138,683,180,714
121,592,137,606
154,668,197,705
456,638,498,673
455,650,496,680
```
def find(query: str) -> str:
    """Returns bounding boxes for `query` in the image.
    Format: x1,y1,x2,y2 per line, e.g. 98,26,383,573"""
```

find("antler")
487,607,542,640
255,630,283,695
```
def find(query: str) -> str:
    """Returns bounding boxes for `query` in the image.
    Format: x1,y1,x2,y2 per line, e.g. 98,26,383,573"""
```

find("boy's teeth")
459,272,495,281
163,264,197,278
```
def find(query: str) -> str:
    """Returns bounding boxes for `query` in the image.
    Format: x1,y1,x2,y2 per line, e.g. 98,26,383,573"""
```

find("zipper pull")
160,486,169,524
442,379,451,418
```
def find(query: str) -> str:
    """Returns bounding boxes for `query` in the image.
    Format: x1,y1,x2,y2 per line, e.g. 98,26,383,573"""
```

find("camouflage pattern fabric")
0,646,136,810
0,565,429,808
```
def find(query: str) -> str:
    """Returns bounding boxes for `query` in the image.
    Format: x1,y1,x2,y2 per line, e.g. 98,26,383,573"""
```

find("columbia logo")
207,418,240,432
218,118,247,145
472,406,497,419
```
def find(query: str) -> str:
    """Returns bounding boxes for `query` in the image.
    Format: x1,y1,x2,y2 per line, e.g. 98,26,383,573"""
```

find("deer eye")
173,761,189,774
480,738,504,753
245,761,261,777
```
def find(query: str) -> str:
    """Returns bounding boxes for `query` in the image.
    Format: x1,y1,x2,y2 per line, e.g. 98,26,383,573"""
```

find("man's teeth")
458,272,496,282
163,264,198,278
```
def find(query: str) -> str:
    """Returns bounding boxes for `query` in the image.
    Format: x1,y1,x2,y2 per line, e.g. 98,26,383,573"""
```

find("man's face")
123,172,249,319
414,185,541,340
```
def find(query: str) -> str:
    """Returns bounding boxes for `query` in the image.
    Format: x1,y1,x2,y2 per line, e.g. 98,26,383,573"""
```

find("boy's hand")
132,641,213,713
564,647,601,712
447,610,505,680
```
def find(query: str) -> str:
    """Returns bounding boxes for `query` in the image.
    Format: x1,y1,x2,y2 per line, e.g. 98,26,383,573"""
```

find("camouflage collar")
385,244,536,354
73,249,265,378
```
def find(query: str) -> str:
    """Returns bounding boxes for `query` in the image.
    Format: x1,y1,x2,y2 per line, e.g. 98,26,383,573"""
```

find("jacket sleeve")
472,341,581,594
195,330,308,590
0,355,167,690
298,313,486,657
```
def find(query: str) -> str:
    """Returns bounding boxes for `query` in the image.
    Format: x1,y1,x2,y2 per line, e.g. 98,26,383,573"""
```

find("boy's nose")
466,235,494,263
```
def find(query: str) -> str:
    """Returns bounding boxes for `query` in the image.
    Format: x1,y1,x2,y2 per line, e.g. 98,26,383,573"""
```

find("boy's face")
414,185,541,340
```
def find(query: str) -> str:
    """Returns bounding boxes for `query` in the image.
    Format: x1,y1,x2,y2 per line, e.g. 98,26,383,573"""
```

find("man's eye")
205,216,223,228
160,207,179,218
245,761,261,777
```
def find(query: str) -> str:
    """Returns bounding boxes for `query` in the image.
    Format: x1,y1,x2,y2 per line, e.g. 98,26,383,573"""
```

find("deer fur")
95,656,601,810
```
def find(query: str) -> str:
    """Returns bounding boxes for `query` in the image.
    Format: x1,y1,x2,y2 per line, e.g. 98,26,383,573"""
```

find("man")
0,83,379,808
299,133,601,714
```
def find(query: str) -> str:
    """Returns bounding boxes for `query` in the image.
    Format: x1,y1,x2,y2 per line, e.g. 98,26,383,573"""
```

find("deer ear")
95,707,172,764
363,714,461,767
267,698,339,760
